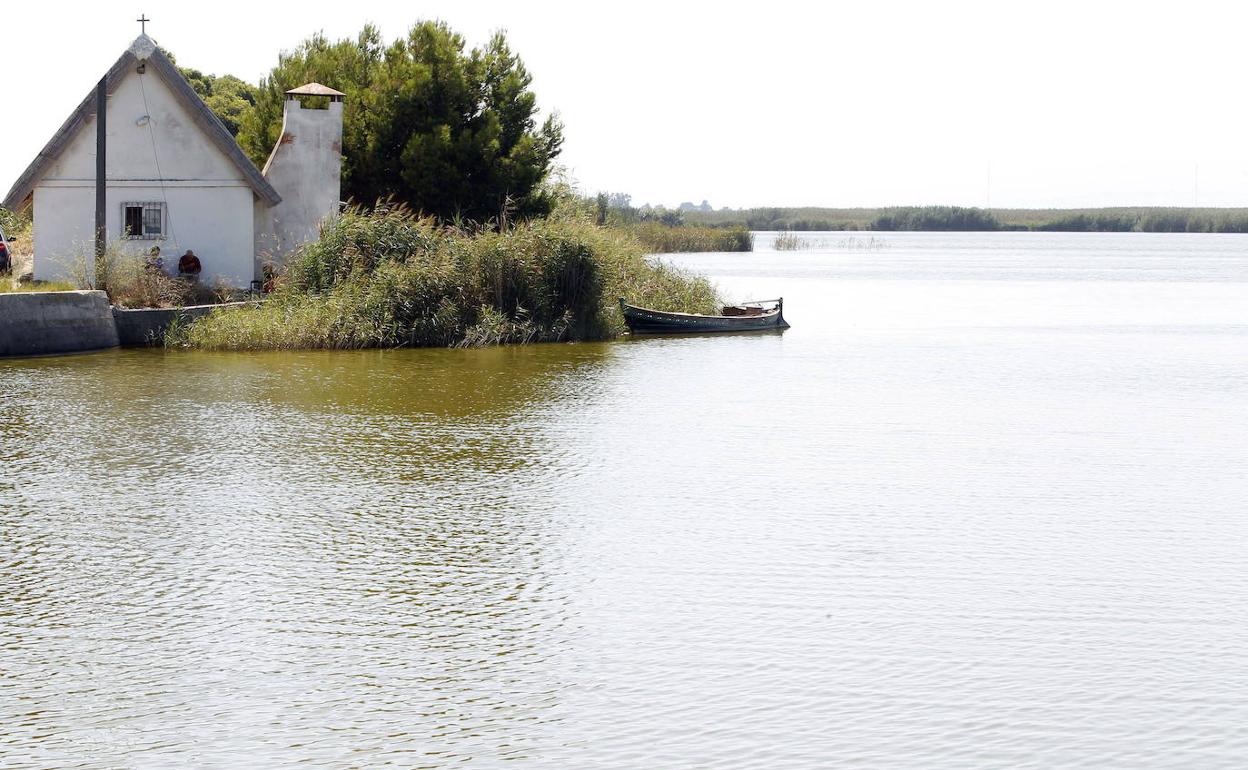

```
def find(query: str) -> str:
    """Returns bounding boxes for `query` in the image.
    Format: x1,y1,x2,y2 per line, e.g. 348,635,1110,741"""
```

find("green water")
4,233,1248,767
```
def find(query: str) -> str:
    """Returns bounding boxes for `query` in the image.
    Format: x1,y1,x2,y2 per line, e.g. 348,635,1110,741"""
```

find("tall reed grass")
621,222,753,253
170,205,720,350
773,231,806,250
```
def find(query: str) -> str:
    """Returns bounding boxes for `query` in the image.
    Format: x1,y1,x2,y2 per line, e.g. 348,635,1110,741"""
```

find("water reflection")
0,344,617,766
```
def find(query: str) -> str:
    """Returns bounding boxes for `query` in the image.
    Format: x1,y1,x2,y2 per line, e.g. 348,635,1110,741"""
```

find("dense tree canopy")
235,22,564,223
180,69,257,137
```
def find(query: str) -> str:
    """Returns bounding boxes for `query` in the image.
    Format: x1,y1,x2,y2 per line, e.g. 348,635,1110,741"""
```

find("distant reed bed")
686,204,1248,233
870,206,1001,231
621,222,753,253
170,205,720,350
1031,209,1248,233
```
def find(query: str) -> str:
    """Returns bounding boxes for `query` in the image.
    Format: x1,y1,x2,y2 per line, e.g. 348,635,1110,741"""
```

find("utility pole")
94,76,106,290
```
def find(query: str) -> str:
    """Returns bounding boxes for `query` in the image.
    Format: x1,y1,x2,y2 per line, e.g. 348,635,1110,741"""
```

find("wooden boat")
619,297,790,334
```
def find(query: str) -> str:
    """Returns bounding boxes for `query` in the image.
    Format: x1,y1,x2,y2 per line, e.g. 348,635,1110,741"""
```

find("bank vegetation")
586,193,752,253
168,204,719,350
0,209,38,292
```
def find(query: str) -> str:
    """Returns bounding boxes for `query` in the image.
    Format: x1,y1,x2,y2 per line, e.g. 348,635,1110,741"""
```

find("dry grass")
51,241,234,308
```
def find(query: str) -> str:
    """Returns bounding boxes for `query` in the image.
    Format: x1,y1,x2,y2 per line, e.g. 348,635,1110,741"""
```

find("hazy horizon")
7,0,1248,211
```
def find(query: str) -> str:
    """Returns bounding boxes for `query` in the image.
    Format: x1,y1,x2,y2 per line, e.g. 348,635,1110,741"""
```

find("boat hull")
620,300,790,335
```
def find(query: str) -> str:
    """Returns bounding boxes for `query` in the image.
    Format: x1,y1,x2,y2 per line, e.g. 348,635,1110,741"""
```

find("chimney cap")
286,82,346,98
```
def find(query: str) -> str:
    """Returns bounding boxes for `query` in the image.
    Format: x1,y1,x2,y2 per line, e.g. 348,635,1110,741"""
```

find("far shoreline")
684,205,1248,234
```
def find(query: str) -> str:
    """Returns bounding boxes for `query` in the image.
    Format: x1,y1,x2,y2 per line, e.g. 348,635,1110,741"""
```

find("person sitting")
144,246,164,274
178,250,202,280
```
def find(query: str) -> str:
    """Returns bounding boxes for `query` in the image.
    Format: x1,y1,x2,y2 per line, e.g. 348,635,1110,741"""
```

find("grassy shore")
0,280,77,294
169,205,720,351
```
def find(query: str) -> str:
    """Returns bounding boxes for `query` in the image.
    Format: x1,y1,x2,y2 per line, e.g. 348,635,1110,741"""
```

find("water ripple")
3,237,1248,767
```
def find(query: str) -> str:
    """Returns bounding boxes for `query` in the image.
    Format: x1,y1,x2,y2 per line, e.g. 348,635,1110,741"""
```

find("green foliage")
179,67,256,137
870,206,1000,231
170,206,718,350
995,207,1248,233
686,205,1248,233
236,22,564,223
595,193,609,226
1034,213,1138,232
1136,209,1248,233
641,207,685,227
620,222,753,253
582,193,751,252
0,207,30,235
0,207,33,285
686,207,866,231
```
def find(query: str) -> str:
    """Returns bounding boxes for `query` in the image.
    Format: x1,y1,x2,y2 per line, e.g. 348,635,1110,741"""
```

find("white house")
2,34,344,288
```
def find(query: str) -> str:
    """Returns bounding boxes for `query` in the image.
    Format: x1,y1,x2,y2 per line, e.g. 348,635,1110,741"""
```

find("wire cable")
136,70,177,247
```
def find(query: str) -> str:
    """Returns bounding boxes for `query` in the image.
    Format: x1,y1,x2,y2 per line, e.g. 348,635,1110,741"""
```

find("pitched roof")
2,35,280,211
286,82,345,98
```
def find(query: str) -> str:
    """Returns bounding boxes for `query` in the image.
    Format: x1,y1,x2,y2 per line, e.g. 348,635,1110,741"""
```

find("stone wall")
0,292,260,357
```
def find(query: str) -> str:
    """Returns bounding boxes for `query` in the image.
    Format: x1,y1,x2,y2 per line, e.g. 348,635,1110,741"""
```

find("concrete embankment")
0,290,120,357
112,302,253,347
1,292,255,356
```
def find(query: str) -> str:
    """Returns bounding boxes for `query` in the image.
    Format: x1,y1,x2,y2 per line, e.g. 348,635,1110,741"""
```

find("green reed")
620,222,753,253
169,204,720,350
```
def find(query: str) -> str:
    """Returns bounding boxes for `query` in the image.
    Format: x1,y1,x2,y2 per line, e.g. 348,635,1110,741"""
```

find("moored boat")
619,298,790,335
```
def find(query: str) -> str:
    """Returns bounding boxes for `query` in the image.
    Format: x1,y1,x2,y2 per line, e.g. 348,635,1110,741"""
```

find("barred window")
122,202,165,239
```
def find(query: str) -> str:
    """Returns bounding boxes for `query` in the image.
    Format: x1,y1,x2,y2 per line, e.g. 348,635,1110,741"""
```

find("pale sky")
6,0,1248,210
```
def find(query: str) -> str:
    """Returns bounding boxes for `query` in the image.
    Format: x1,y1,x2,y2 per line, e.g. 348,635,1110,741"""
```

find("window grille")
122,202,165,239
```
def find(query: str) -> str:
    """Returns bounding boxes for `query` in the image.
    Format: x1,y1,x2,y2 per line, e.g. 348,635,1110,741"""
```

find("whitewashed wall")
32,63,260,287
255,98,343,270
34,184,255,287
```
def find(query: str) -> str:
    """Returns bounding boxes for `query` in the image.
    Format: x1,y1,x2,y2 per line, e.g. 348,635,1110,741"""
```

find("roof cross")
137,14,150,35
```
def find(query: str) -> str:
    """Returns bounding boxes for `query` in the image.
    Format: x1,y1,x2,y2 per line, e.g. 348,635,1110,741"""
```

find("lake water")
2,231,1247,768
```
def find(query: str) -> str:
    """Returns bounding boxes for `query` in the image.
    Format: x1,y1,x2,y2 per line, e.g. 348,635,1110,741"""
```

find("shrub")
56,241,220,308
170,205,720,350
